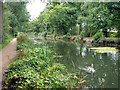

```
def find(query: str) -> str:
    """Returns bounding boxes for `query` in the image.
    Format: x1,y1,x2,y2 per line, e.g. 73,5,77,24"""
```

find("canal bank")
31,34,119,88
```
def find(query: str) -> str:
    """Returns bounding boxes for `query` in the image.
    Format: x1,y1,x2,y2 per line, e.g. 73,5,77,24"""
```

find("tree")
105,2,120,37
0,1,3,44
30,2,120,37
78,2,115,37
6,2,30,33
33,3,77,35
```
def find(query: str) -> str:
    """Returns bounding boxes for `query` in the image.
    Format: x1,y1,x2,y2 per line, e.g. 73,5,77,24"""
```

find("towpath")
0,38,17,89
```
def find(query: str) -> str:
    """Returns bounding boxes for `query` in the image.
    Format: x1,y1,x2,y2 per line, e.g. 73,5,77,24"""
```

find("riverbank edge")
37,34,120,46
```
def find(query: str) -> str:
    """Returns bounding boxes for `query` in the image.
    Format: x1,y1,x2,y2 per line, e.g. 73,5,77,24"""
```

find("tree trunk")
79,23,82,35
0,1,3,44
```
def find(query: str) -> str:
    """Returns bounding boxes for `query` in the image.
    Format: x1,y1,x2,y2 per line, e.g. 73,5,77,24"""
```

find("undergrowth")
4,33,85,89
0,37,13,50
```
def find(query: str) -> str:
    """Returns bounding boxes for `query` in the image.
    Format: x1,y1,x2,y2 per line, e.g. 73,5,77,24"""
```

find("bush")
47,32,52,35
80,30,88,38
17,33,34,50
0,37,13,50
34,32,38,35
74,38,79,42
4,33,9,40
4,47,84,89
116,30,120,37
55,36,60,40
70,26,78,35
39,32,47,37
4,35,85,89
66,33,71,37
93,32,105,40
110,32,119,38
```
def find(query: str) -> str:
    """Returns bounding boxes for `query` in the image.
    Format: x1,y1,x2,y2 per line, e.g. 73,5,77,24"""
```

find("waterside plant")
3,33,85,89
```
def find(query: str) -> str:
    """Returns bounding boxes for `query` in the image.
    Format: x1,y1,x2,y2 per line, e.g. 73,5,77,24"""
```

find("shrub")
110,32,119,37
17,33,34,50
80,30,88,38
4,35,85,89
47,32,52,35
116,30,120,37
0,37,13,50
34,32,38,35
74,38,79,42
66,33,71,37
55,36,60,40
4,33,9,40
39,32,47,37
4,48,83,89
93,32,105,40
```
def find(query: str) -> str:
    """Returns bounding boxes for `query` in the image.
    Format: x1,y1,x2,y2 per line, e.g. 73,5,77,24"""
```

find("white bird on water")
87,64,95,73
82,64,95,73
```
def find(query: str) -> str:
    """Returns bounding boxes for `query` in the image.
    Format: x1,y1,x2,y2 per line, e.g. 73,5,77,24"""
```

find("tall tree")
7,2,30,33
0,1,3,44
33,3,77,34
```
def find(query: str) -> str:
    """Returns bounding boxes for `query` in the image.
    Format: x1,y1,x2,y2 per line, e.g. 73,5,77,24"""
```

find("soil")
0,38,17,89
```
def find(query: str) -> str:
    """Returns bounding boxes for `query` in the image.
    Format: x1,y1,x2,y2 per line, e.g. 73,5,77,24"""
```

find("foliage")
2,2,30,48
80,30,88,38
66,33,71,37
3,4,12,43
109,32,118,37
93,32,105,41
27,2,120,38
70,26,79,35
47,32,52,35
7,2,30,32
0,37,13,50
115,30,120,38
55,37,60,40
38,32,47,37
31,4,77,35
17,33,34,50
34,32,38,35
4,34,85,89
77,2,120,37
74,38,79,43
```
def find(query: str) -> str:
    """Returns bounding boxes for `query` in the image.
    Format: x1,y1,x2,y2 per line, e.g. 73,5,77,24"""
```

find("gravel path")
0,38,17,89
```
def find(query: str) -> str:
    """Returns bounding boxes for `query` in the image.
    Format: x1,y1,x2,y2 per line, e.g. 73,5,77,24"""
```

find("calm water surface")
33,37,119,88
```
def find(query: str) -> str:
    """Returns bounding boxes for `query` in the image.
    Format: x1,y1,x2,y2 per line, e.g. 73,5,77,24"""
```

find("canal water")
32,36,119,88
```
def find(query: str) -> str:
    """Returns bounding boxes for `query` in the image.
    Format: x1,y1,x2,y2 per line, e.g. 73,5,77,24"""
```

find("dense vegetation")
28,2,120,39
0,2,30,49
1,1,120,89
4,33,85,89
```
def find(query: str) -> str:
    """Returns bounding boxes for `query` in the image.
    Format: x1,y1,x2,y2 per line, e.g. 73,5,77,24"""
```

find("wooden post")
0,1,3,44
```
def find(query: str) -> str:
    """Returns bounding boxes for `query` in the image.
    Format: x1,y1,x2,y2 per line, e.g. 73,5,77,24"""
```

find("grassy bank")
3,33,85,89
0,38,13,50
36,32,120,46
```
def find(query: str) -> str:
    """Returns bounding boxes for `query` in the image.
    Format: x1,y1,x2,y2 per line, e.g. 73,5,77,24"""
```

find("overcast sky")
26,0,46,21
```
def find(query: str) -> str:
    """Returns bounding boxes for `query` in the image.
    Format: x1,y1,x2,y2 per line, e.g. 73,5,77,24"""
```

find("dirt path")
0,38,17,89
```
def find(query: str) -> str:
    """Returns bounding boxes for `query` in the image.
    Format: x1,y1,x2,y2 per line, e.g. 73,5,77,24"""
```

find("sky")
26,0,46,21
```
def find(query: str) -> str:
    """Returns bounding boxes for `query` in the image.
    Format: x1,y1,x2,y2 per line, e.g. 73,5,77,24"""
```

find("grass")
0,38,13,50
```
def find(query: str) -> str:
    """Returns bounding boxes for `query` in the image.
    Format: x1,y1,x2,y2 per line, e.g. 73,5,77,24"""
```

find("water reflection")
34,38,119,88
